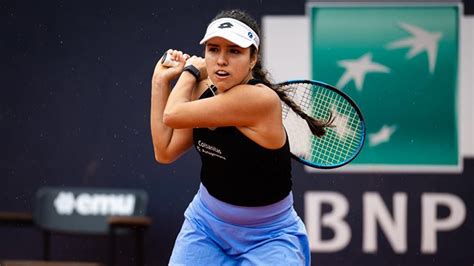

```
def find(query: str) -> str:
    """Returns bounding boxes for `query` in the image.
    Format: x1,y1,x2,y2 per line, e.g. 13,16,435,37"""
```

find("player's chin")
212,77,235,91
214,82,230,92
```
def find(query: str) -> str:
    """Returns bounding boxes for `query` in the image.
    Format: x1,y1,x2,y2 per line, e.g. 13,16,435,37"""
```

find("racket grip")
160,52,180,67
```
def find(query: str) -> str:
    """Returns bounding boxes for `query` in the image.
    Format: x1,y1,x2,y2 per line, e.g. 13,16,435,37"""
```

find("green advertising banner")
310,4,460,172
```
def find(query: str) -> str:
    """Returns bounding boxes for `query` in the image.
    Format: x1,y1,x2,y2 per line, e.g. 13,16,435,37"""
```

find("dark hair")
212,10,333,137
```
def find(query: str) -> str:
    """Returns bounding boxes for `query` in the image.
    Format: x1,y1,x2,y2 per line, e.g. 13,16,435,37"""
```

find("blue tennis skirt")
169,184,310,266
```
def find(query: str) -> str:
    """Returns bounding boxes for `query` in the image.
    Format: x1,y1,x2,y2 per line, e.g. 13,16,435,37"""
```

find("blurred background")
1,0,472,265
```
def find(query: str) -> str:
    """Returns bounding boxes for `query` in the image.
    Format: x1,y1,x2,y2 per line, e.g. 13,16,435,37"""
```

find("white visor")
199,18,260,49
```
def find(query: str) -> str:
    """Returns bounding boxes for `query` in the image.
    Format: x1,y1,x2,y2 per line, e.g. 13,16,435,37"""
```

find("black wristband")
183,65,200,81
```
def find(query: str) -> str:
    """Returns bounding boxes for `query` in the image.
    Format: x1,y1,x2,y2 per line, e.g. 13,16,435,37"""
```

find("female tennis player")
151,9,331,266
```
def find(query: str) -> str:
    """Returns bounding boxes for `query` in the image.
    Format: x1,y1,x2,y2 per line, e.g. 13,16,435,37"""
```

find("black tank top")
192,81,292,206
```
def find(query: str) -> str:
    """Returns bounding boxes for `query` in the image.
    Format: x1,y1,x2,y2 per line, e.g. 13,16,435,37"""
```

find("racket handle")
160,52,180,67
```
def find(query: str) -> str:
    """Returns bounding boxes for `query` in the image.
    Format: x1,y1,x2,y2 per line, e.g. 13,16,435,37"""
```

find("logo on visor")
218,22,233,29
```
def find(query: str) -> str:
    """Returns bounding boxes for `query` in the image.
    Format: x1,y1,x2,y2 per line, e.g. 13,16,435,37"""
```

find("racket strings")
280,84,314,119
311,88,354,164
280,82,364,167
312,88,362,164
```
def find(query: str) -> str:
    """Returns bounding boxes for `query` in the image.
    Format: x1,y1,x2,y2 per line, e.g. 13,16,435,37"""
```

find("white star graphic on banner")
330,104,353,139
336,53,390,91
369,124,397,147
386,22,442,74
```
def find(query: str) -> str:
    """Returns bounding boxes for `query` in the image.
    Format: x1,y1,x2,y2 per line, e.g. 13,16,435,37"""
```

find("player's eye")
230,49,241,54
207,47,218,53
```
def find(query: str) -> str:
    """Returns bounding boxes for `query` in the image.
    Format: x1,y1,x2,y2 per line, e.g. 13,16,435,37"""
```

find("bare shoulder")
229,83,281,108
231,83,285,149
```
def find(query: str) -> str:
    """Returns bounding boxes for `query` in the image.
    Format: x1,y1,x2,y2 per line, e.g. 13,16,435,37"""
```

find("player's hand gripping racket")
278,80,365,169
160,52,181,67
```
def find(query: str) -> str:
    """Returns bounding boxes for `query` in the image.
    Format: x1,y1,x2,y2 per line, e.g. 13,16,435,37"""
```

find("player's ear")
250,53,257,70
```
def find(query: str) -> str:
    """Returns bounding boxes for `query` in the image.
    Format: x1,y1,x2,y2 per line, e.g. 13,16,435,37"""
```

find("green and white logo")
310,4,460,172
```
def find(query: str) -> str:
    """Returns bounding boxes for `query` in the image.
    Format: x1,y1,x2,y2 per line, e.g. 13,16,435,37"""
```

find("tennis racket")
278,80,365,169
